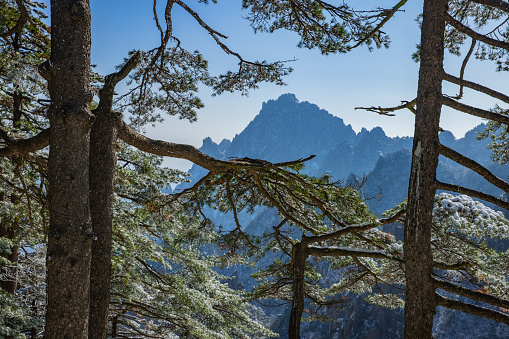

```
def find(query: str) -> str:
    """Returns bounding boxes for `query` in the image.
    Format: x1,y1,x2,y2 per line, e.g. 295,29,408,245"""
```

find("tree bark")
289,241,306,339
0,193,19,294
88,109,118,339
403,0,447,337
43,0,94,338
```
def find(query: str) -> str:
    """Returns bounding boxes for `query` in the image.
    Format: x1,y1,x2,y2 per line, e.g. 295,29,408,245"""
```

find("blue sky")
85,0,505,170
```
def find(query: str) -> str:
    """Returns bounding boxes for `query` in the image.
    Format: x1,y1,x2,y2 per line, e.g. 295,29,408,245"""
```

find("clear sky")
85,0,506,170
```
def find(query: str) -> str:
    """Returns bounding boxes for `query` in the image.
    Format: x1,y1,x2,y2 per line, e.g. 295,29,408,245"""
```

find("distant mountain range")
176,93,508,338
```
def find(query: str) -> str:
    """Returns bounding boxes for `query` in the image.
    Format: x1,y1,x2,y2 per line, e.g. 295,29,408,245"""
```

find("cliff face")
176,94,508,338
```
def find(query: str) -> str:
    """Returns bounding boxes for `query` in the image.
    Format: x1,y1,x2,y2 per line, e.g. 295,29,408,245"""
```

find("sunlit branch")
355,98,416,116
119,119,313,171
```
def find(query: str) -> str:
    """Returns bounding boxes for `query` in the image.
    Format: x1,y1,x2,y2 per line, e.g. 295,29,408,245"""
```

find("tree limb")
442,97,509,125
98,51,142,109
443,73,509,104
436,293,509,325
436,181,509,210
434,276,509,310
307,245,401,261
303,208,406,245
451,38,476,100
0,128,50,157
350,0,408,49
0,0,28,39
446,14,509,51
355,98,416,116
118,120,314,171
439,143,509,193
469,0,509,13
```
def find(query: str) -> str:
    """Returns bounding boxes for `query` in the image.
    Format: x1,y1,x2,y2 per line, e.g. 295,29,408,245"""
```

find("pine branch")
469,0,509,13
350,0,408,49
303,208,406,245
0,0,28,39
307,245,401,260
446,14,509,51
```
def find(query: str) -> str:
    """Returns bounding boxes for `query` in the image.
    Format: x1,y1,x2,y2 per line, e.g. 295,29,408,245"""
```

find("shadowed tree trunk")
403,0,448,337
0,193,19,294
42,0,94,337
289,241,306,339
0,92,23,295
88,110,117,339
88,52,139,338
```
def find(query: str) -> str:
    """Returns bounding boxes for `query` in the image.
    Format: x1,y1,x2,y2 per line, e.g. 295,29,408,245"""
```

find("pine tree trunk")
0,194,19,294
88,108,118,339
44,0,94,338
403,0,447,337
289,242,306,339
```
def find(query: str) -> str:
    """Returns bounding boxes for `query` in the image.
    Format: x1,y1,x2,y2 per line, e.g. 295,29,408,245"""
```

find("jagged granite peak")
227,93,357,164
199,137,229,160
218,138,232,150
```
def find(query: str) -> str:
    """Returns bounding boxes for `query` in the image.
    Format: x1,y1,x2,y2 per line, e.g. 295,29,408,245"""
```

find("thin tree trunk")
0,89,24,294
0,194,19,294
43,0,94,337
403,0,447,337
289,242,306,339
88,109,118,339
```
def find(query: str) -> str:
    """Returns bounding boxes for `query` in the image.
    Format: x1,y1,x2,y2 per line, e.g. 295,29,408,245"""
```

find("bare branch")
434,276,509,310
355,98,416,116
118,120,314,173
350,0,408,49
436,294,509,325
442,97,509,125
451,38,476,100
0,128,50,157
436,181,509,210
443,73,509,104
439,143,509,193
98,52,142,110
